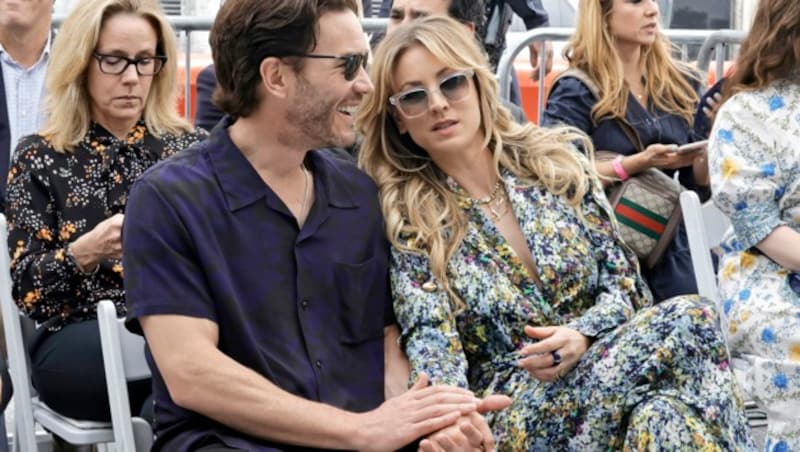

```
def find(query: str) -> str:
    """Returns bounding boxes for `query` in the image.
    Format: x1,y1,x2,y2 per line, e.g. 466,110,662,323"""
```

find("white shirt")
0,34,50,158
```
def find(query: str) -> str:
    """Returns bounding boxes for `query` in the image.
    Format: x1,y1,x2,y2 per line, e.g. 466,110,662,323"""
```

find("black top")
6,121,207,330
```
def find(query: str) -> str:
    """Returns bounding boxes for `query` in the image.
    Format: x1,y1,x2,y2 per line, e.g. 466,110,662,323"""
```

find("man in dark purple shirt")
122,0,508,450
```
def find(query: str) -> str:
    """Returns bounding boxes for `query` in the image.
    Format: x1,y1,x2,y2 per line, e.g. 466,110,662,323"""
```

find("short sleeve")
542,76,596,135
709,92,786,250
391,245,469,389
122,177,216,334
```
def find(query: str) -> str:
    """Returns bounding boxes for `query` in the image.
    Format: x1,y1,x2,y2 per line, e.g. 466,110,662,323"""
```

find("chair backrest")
679,190,731,303
97,299,152,452
0,214,39,452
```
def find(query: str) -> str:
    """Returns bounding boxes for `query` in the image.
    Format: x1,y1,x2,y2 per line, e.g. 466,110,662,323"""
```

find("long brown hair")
722,0,800,101
565,0,698,125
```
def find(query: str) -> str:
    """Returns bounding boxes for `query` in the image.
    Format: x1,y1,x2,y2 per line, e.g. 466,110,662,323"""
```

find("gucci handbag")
603,164,683,269
551,68,685,268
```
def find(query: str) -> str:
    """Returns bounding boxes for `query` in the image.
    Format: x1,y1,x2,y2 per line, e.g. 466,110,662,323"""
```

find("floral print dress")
392,169,755,450
6,121,207,331
709,77,800,451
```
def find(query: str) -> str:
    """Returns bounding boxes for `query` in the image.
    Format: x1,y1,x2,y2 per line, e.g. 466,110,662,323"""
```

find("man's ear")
259,56,291,99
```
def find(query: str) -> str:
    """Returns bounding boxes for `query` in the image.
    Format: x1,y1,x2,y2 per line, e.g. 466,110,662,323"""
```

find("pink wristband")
612,155,630,181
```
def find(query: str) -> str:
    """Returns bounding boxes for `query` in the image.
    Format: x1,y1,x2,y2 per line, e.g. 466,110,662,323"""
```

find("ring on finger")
551,350,562,367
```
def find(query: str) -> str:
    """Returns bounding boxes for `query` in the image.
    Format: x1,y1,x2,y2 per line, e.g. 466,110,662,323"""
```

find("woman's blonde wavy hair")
722,0,800,101
41,0,191,152
565,0,698,125
357,15,592,309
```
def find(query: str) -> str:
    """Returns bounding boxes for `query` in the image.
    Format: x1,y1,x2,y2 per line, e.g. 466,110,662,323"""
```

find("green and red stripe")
614,198,668,240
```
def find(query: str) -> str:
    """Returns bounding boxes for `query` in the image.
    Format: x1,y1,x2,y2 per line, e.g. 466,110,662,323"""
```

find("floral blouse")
392,167,653,390
6,121,207,330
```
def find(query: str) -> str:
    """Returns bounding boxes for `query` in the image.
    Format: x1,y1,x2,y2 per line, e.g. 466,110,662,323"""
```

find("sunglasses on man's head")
290,53,369,81
388,68,475,119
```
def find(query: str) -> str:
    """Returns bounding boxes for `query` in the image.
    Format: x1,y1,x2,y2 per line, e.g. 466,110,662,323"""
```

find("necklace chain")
299,163,310,223
475,180,509,222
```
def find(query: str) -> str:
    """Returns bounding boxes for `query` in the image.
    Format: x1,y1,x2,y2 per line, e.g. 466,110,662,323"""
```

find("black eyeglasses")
93,52,167,76
389,69,475,118
289,53,368,81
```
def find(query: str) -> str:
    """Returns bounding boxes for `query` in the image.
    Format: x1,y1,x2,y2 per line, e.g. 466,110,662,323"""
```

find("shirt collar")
208,116,359,212
0,32,52,68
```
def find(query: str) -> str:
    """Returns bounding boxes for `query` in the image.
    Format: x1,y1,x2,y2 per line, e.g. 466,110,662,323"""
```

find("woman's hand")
642,143,699,170
517,326,589,382
68,213,124,271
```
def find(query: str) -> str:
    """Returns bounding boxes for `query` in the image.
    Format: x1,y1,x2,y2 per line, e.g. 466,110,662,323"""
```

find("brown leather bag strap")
551,68,644,153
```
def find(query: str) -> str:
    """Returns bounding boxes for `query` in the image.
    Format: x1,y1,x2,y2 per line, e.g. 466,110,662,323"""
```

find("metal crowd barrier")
695,29,746,77
53,14,745,124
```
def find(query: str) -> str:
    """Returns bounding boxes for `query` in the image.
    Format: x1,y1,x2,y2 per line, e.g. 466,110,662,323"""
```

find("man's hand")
529,40,553,76
357,374,482,452
518,326,589,382
419,395,512,452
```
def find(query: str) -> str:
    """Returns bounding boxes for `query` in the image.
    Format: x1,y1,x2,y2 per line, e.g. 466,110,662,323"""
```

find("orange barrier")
175,65,207,122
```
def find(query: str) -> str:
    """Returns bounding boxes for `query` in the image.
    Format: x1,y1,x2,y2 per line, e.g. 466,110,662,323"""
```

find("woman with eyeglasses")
5,0,206,426
708,0,800,445
541,0,706,303
357,15,754,450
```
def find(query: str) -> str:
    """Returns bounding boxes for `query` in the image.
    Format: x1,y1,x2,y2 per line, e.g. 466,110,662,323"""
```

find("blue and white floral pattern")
710,76,800,450
392,168,755,450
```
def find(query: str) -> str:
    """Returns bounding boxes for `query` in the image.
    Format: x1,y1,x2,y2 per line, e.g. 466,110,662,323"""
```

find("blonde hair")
565,0,698,125
357,15,592,309
41,0,191,152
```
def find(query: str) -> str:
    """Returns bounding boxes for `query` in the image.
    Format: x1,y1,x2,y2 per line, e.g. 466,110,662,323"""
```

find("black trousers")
30,319,151,422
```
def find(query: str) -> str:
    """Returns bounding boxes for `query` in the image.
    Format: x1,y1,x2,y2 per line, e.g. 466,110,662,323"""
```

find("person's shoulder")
138,138,213,192
13,134,60,164
551,69,599,98
312,148,377,191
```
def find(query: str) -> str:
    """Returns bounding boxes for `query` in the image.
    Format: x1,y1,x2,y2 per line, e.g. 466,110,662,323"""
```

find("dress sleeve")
6,136,88,321
709,93,786,250
541,76,595,135
391,245,469,389
565,169,650,338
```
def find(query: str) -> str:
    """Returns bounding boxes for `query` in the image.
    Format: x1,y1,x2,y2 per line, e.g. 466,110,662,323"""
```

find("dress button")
315,360,322,369
301,299,309,310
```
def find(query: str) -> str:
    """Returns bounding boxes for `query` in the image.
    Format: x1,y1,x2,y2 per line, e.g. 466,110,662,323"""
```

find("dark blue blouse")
123,118,393,451
542,76,703,301
542,76,704,191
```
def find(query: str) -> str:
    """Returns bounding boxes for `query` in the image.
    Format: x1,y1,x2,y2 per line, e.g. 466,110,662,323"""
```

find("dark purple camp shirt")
123,120,393,451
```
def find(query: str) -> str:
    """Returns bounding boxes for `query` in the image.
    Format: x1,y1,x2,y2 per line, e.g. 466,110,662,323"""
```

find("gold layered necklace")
475,180,509,222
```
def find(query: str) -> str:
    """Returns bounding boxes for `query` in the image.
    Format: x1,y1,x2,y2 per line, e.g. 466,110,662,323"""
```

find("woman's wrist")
65,241,100,275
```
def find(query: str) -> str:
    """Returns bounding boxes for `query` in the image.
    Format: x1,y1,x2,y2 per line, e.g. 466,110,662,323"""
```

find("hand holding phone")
675,140,708,155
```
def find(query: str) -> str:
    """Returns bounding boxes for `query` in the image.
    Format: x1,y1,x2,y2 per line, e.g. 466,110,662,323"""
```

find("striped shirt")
0,35,50,159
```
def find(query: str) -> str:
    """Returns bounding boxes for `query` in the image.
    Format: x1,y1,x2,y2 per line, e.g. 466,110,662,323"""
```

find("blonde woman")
5,0,206,423
357,15,754,450
709,0,800,446
542,0,705,302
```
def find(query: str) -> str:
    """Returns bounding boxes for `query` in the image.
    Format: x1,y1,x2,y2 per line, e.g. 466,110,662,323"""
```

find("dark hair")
722,0,800,102
210,0,359,118
449,0,484,35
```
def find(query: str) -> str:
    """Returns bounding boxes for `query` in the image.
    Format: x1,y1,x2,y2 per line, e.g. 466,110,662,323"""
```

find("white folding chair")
97,299,153,452
0,214,151,451
680,191,767,427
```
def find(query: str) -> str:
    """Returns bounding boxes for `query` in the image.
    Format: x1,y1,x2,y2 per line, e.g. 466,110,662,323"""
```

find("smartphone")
675,140,708,155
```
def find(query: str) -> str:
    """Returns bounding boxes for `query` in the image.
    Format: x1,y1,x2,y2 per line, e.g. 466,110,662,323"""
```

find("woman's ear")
392,110,408,134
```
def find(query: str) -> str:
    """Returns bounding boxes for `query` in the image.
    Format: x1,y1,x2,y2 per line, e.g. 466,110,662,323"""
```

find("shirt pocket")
333,255,389,344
